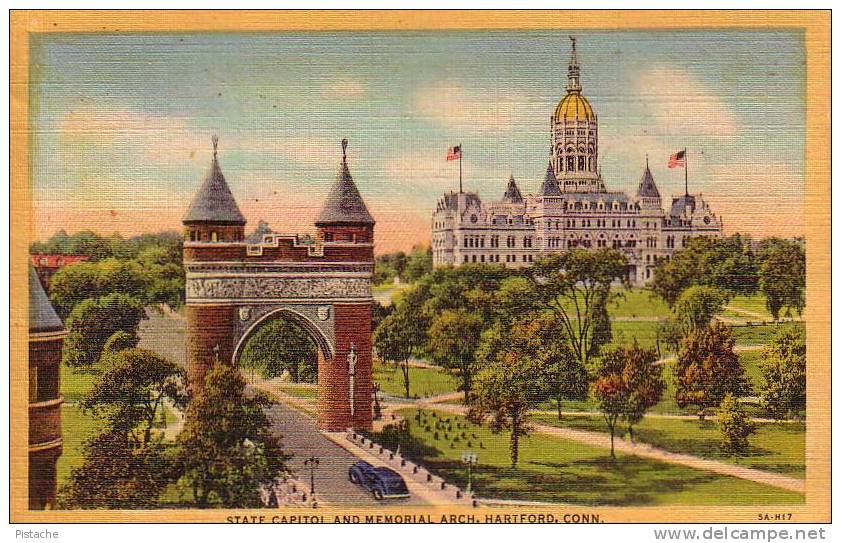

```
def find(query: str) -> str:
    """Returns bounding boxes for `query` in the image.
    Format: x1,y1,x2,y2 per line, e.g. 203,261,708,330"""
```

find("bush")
717,394,756,455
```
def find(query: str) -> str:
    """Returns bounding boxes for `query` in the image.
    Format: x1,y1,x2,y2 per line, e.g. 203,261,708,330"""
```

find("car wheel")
373,489,384,500
349,471,359,484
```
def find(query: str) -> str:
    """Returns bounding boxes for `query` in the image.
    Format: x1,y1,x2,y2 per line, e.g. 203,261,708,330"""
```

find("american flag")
668,150,686,168
446,145,462,161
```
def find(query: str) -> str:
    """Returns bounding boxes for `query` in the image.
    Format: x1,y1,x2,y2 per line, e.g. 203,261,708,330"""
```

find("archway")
234,308,324,386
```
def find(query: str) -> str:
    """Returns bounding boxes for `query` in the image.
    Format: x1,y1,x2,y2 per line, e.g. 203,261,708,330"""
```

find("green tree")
402,245,433,283
427,309,484,403
529,248,628,368
470,334,546,468
48,261,101,318
673,285,729,332
483,312,586,420
717,393,756,455
655,318,684,358
759,327,806,420
176,365,288,508
675,323,749,419
651,235,758,305
238,319,318,383
102,330,139,357
63,294,146,367
374,305,426,398
82,348,187,445
758,239,805,320
57,431,174,509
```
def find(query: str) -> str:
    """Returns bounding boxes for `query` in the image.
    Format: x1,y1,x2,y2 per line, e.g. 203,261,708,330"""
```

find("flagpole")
459,143,463,194
684,147,688,197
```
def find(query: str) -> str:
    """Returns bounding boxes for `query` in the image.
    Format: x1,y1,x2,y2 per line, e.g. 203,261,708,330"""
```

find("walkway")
387,401,804,494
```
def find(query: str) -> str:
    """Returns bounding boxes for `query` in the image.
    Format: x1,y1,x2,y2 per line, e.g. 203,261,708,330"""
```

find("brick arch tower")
183,137,375,431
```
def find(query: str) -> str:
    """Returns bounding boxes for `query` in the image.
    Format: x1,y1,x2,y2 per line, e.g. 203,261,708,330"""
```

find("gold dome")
554,91,595,122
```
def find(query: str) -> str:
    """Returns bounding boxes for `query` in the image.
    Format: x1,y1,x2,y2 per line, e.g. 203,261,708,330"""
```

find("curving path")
382,400,805,494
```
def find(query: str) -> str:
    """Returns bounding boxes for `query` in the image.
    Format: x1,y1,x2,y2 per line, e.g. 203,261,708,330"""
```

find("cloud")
412,81,542,132
632,67,739,137
319,78,366,100
701,161,803,238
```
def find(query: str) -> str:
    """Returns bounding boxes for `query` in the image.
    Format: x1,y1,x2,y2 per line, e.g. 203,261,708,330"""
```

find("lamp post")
347,343,357,422
460,451,478,495
303,456,320,496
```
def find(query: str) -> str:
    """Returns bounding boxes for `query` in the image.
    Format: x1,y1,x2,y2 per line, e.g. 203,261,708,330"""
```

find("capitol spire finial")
211,134,219,159
341,138,348,164
567,36,582,93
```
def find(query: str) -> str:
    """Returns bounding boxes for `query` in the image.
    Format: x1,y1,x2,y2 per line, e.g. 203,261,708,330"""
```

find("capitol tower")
430,36,724,285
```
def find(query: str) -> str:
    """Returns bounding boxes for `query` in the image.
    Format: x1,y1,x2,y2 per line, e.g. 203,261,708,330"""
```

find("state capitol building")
431,38,724,285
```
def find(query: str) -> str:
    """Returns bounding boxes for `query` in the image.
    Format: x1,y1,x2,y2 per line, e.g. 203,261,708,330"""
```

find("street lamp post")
347,343,357,422
460,451,478,495
303,456,320,496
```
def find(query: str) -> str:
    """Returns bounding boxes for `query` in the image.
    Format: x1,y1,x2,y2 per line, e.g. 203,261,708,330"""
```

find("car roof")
374,467,403,479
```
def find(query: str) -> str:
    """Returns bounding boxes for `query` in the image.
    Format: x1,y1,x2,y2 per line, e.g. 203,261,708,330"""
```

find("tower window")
567,156,575,171
578,156,585,171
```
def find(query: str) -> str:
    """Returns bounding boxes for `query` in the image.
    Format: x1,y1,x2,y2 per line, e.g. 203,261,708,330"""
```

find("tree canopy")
176,364,288,508
63,294,146,367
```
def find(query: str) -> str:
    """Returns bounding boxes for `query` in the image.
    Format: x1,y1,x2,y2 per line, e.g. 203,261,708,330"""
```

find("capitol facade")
430,38,724,286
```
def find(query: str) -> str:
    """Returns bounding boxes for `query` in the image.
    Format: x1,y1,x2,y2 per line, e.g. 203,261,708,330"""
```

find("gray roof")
670,195,697,217
539,162,562,197
183,152,246,225
315,160,375,225
29,266,65,334
502,175,524,203
637,163,661,198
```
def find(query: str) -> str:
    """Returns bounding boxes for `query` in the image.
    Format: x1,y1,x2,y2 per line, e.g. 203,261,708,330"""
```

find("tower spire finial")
646,153,649,168
566,36,581,93
211,134,219,159
341,138,348,164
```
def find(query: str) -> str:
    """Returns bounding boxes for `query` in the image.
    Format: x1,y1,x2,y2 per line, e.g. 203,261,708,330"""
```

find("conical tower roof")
539,162,562,197
636,159,661,198
29,266,65,335
502,174,524,203
183,136,246,225
315,139,375,226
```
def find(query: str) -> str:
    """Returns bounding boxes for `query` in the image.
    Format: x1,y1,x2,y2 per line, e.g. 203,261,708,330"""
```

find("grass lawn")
60,363,104,403
727,294,773,319
610,320,661,349
277,383,318,399
731,322,804,345
374,361,458,399
533,413,805,479
608,288,671,319
382,408,802,505
56,404,103,487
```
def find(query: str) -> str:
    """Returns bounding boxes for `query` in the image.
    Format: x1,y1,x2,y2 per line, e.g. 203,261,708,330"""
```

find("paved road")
264,400,423,506
137,306,423,506
138,308,186,365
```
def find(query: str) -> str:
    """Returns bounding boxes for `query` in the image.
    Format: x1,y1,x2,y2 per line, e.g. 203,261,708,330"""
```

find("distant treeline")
374,245,432,285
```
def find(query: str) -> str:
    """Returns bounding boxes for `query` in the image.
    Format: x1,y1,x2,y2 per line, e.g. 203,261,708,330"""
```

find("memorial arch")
182,137,375,431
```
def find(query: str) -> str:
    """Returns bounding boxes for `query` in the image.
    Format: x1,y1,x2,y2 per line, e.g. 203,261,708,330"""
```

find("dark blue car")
348,461,410,500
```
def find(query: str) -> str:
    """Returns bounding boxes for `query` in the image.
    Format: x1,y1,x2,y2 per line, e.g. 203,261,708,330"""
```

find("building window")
567,156,575,171
578,156,585,171
211,232,218,242
464,255,468,263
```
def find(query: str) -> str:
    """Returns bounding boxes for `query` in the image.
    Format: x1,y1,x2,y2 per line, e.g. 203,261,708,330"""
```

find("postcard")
9,9,830,525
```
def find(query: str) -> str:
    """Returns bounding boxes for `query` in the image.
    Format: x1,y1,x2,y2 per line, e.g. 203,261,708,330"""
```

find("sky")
30,30,805,253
